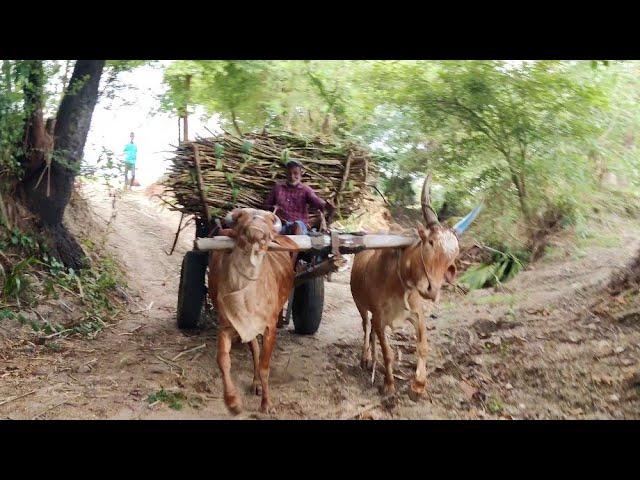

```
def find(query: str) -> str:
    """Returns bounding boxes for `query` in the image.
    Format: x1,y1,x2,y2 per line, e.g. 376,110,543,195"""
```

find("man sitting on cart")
265,158,335,328
263,158,335,235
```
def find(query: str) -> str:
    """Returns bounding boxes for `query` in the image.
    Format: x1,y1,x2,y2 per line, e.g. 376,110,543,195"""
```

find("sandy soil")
1,183,639,420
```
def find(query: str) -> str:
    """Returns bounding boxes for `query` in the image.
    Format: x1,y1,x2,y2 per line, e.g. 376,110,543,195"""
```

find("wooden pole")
294,257,341,286
334,151,352,217
182,74,191,142
183,115,189,142
194,234,417,253
192,143,211,229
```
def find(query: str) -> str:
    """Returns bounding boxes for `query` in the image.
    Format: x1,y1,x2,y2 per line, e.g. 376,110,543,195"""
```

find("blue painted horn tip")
453,204,483,235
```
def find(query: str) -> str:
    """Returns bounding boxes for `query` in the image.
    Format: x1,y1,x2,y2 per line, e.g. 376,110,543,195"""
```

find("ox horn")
224,208,245,227
421,173,440,228
453,204,483,236
271,215,282,235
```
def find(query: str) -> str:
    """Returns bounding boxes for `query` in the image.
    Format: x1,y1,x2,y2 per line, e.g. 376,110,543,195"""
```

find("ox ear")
417,223,428,242
269,213,282,235
445,264,457,284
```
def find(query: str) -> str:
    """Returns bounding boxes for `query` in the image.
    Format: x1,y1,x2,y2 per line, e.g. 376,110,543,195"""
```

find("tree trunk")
321,113,331,134
21,61,48,174
511,173,532,223
20,60,105,270
505,155,532,226
1,60,11,93
182,116,189,142
182,74,191,141
231,110,242,136
57,60,73,108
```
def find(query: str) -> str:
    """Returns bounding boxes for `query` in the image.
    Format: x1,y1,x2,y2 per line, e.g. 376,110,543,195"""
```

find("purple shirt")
263,182,327,225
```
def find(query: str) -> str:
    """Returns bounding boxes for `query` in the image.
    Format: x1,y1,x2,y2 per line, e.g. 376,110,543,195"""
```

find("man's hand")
319,211,328,233
325,199,336,223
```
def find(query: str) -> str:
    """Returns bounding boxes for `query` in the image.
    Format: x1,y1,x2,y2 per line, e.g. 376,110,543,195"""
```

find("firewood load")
160,130,379,226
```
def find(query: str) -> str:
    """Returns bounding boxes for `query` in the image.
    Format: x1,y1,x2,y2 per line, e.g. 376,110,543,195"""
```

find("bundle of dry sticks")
161,130,377,223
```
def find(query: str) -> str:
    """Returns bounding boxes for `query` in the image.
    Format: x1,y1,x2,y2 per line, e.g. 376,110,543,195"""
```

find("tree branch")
230,109,242,136
435,98,510,158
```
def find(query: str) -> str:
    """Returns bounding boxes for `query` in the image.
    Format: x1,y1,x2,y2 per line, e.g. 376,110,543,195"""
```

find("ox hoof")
381,383,396,396
360,357,373,370
411,380,426,394
225,395,244,415
409,380,427,402
249,381,262,396
260,400,276,414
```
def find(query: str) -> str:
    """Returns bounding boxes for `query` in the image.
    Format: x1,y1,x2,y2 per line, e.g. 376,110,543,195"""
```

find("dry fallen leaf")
614,295,627,305
459,381,478,401
358,410,379,420
593,374,615,386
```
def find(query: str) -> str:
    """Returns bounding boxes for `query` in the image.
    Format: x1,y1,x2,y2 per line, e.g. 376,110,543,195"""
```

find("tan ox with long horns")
209,208,297,415
350,174,478,398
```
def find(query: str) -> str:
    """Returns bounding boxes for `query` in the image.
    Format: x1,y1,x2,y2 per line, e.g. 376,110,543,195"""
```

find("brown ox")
350,175,464,398
209,208,297,415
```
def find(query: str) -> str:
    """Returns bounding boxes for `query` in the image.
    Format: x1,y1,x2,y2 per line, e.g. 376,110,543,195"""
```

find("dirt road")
1,183,639,419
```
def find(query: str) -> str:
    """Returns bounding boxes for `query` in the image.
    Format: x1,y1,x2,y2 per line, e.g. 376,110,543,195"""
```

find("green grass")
542,245,568,262
38,252,125,337
0,309,26,324
576,232,621,249
147,389,186,411
498,341,512,358
1,225,127,339
473,294,518,306
486,396,504,414
44,342,63,352
571,248,588,260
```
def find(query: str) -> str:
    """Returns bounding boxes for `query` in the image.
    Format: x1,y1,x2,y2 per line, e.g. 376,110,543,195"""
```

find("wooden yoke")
195,233,417,254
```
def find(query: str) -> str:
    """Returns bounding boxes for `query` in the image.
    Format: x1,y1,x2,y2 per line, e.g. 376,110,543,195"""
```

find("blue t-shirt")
124,143,137,165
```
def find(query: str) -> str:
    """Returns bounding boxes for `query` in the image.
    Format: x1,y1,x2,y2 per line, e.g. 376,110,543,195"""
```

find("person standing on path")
123,132,138,189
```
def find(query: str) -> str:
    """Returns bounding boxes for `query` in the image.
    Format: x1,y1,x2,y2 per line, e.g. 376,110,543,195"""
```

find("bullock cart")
176,210,418,334
177,203,480,335
164,131,481,336
163,130,395,335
